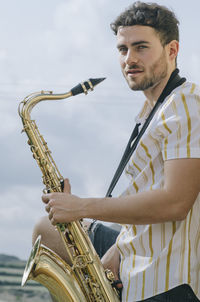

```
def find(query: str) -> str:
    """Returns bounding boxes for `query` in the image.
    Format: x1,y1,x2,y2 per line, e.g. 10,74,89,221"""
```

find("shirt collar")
135,100,153,124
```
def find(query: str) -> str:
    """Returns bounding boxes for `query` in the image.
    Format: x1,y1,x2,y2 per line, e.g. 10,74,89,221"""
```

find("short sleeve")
155,83,200,161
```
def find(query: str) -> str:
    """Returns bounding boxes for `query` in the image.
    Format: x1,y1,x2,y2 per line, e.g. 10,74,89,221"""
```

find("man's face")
116,25,169,91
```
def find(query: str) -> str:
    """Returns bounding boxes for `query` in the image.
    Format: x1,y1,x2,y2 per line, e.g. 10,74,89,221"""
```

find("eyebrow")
117,40,150,49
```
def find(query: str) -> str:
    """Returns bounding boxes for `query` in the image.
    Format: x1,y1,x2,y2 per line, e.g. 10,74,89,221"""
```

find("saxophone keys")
43,188,48,194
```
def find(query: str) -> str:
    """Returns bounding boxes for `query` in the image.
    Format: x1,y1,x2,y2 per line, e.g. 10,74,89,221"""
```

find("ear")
167,40,179,63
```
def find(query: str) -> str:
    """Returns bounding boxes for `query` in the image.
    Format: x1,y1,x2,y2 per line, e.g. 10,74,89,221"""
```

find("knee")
32,216,55,246
32,216,71,263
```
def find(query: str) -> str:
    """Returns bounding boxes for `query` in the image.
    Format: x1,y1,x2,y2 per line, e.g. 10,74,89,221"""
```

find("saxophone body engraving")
18,79,120,302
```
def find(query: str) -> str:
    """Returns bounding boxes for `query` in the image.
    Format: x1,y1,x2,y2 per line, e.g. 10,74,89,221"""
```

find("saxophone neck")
18,77,106,119
19,90,73,120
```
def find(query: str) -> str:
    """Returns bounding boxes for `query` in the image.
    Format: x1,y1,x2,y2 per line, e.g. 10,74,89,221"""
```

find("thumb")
106,269,123,290
105,267,119,281
112,268,119,281
63,178,71,194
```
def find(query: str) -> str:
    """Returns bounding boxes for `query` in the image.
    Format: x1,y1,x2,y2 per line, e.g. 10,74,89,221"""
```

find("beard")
125,49,168,91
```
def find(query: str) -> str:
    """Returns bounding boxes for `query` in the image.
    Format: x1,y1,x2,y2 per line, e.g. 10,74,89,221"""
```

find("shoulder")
177,81,200,101
158,81,200,119
153,81,200,140
169,81,199,103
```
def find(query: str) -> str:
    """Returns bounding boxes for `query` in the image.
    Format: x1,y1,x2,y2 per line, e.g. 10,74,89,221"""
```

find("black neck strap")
106,69,186,197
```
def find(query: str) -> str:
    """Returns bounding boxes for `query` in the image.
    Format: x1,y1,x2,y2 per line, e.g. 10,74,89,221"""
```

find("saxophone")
18,78,120,302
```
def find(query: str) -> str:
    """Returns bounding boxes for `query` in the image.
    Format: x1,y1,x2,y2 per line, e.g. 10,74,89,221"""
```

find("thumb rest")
18,78,120,302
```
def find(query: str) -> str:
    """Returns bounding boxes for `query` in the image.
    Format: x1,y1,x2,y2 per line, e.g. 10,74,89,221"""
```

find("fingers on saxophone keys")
48,208,53,221
45,203,51,213
46,204,56,224
47,208,57,225
42,193,52,204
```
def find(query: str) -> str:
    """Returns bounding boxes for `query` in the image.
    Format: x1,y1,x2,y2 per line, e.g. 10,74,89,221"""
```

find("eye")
137,45,148,50
118,46,127,54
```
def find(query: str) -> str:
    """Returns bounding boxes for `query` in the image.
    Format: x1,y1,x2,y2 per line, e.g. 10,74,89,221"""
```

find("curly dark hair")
110,2,179,46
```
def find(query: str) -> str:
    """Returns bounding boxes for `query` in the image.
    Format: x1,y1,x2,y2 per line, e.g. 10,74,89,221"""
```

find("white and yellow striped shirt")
117,82,200,301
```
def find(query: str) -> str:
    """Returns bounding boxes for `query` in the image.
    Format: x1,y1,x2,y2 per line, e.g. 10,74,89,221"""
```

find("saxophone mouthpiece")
71,77,106,96
90,77,106,87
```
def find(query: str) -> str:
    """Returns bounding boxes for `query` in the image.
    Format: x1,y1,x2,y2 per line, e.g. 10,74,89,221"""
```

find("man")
34,2,200,301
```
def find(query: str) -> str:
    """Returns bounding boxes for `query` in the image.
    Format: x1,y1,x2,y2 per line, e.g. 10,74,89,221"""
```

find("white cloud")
0,185,43,258
0,48,7,60
189,53,200,83
0,185,42,224
0,112,18,138
54,0,96,31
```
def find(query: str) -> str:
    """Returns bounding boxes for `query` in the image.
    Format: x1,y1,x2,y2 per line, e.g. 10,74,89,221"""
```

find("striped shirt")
117,81,200,302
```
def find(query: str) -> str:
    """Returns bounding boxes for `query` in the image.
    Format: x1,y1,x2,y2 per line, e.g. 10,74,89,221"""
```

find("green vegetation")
0,254,51,302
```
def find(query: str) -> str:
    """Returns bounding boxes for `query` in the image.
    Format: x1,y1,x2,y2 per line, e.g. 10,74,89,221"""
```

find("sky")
0,0,200,260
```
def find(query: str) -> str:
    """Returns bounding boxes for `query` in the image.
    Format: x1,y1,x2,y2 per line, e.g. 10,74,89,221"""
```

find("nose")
125,49,138,66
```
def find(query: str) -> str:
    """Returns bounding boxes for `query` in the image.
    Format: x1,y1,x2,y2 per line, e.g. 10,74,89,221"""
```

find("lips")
126,69,143,75
125,68,144,80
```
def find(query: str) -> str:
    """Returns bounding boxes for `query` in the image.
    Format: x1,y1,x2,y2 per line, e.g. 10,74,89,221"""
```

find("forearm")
82,189,189,225
43,159,200,225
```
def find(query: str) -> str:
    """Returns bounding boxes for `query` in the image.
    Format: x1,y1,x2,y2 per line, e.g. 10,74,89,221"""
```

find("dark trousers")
89,223,199,302
140,284,199,301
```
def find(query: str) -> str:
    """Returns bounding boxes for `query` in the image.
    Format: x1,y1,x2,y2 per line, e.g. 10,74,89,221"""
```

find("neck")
143,67,175,107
